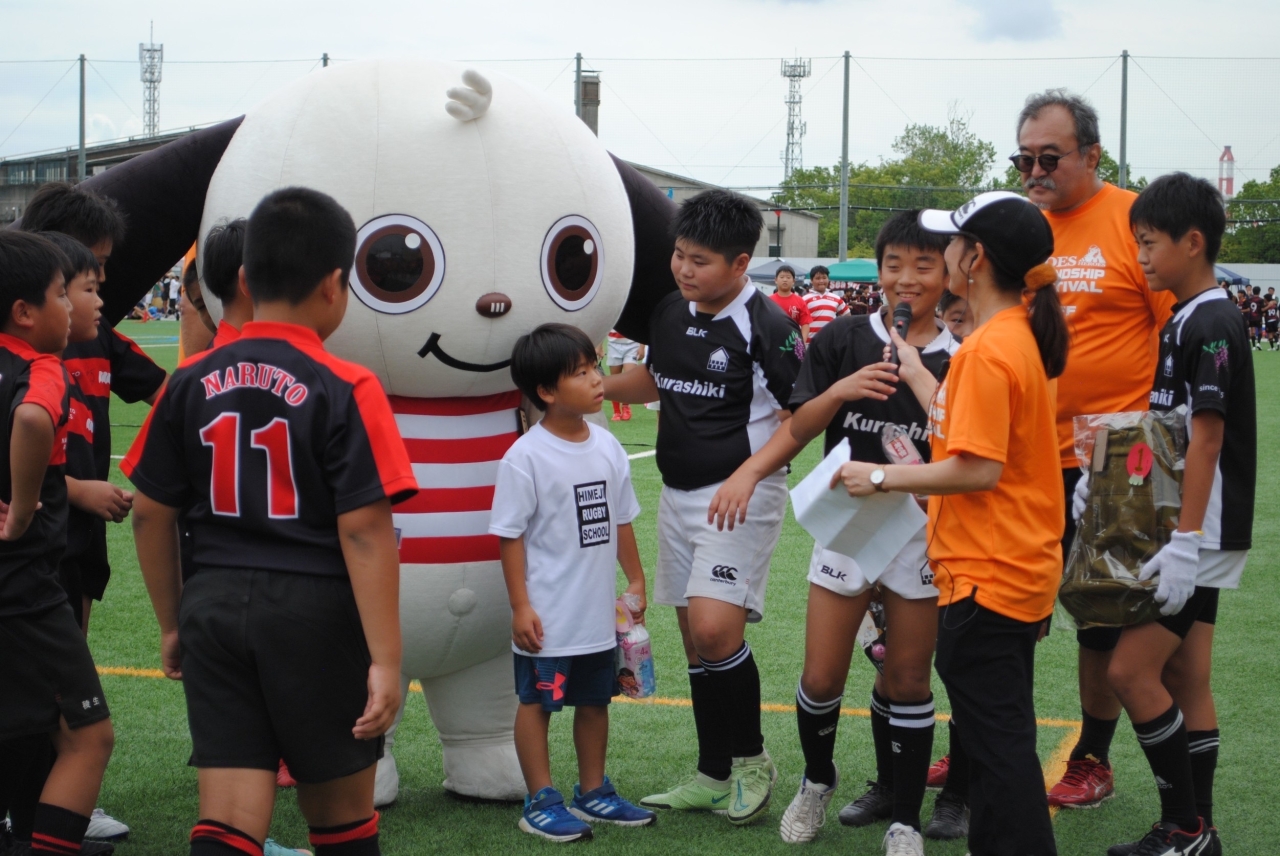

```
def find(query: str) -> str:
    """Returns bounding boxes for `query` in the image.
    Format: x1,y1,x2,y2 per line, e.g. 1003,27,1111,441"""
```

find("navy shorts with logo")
514,648,617,712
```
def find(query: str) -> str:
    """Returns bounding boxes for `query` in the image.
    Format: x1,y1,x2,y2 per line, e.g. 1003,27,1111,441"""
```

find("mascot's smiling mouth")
417,332,511,372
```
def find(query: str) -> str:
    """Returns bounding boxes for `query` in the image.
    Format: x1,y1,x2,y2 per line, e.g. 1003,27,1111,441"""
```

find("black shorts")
57,557,84,626
514,649,616,712
0,601,109,741
179,569,381,783
1080,587,1220,651
1267,321,1279,334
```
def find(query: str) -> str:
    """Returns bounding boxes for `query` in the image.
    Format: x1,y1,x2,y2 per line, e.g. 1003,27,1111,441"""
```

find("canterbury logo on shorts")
711,564,738,584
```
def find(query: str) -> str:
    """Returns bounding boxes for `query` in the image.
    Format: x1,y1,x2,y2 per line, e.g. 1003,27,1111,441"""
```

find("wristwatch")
870,468,888,492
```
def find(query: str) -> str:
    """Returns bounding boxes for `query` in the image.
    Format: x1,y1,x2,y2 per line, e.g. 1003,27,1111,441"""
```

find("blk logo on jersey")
707,347,729,372
201,362,309,406
574,481,611,548
686,326,708,338
710,564,738,584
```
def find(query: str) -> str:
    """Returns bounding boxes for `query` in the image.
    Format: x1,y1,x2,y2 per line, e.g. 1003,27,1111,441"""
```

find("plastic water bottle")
615,594,656,698
857,600,887,675
881,423,924,465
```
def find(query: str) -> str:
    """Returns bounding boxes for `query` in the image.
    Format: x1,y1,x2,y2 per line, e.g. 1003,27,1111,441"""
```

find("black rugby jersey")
1266,304,1279,325
646,285,802,490
1246,297,1263,321
790,311,959,461
63,379,100,562
123,321,418,577
1149,289,1255,551
0,334,71,616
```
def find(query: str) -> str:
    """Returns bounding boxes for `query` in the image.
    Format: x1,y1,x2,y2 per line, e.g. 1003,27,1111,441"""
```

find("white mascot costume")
82,60,677,804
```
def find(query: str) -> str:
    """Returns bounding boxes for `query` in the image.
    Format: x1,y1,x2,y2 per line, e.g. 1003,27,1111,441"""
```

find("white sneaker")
85,808,129,841
883,821,925,856
779,769,839,843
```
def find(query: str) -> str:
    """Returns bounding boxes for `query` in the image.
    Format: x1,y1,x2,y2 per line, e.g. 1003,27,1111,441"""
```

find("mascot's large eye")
540,215,603,311
351,214,446,314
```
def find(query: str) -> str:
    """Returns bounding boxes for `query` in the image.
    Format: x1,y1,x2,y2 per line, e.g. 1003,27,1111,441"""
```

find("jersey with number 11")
122,321,417,579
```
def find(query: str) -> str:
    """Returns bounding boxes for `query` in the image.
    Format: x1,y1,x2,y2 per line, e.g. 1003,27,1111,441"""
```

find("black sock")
688,666,731,780
310,814,380,855
190,819,263,856
795,684,840,786
889,695,935,831
1188,729,1220,827
1071,707,1119,764
30,804,90,855
939,718,969,802
700,643,763,759
870,688,895,791
1134,705,1198,831
0,734,54,840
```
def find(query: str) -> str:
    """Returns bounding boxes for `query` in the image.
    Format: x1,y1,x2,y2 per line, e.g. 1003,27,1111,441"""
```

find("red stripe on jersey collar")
0,331,42,360
238,321,325,351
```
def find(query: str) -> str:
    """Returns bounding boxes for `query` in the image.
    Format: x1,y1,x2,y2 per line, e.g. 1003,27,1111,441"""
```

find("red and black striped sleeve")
107,325,167,403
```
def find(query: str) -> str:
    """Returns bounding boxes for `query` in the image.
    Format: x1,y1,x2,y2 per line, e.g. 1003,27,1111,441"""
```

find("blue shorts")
514,648,617,712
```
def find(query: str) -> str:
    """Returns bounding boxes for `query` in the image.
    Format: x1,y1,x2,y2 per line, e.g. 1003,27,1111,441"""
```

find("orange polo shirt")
1046,183,1176,468
927,306,1065,623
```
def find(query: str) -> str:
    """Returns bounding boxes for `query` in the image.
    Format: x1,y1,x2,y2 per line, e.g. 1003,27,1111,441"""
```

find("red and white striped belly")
389,391,523,565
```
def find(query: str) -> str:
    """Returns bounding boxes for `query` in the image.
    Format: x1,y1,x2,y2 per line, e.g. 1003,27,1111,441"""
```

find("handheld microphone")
889,302,914,366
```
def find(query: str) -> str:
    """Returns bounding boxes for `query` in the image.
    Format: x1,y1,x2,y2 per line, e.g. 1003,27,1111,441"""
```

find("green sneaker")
728,751,778,825
639,772,732,813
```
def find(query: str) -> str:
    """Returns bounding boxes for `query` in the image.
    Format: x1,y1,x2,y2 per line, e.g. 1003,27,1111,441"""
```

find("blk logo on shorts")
711,564,738,584
574,481,611,548
820,564,848,582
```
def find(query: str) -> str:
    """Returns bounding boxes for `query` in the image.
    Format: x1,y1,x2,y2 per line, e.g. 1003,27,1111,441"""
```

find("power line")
0,60,77,151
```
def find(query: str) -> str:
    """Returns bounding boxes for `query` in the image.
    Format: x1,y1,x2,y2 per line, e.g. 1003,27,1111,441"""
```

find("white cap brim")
918,208,960,234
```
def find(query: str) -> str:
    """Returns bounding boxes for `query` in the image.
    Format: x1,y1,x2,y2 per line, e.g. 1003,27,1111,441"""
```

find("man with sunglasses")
1013,89,1177,811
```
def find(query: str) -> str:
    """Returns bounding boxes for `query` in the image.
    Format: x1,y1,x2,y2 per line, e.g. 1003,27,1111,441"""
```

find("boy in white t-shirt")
490,323,655,843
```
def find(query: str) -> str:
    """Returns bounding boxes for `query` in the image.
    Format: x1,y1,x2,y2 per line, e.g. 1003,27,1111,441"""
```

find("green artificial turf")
82,322,1278,854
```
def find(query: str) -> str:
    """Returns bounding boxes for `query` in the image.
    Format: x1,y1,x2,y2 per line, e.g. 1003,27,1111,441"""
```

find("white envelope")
789,438,929,582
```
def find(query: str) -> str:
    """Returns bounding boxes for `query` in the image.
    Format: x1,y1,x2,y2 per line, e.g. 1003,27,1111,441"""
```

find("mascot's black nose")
476,293,512,318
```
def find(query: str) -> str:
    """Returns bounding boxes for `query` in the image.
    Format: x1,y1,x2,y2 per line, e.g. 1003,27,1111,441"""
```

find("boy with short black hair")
604,188,802,825
1102,172,1254,856
492,322,653,843
770,264,811,341
124,187,417,856
202,218,253,348
0,231,115,856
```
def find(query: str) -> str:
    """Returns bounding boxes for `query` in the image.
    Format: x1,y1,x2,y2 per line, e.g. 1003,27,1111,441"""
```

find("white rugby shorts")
606,337,642,367
805,525,937,600
655,472,788,622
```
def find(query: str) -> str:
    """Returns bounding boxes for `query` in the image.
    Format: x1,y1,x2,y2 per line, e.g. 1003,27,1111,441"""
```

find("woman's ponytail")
1022,263,1069,379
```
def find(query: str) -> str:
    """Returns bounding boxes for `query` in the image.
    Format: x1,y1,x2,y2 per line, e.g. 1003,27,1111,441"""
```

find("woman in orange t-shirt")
830,191,1068,856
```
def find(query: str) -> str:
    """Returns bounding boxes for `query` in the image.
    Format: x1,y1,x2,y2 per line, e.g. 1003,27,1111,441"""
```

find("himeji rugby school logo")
574,481,611,548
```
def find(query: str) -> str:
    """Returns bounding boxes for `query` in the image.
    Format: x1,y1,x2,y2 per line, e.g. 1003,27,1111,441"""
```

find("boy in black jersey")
1263,297,1278,350
604,190,801,825
1100,173,1255,856
1245,286,1264,349
124,188,417,856
0,231,115,856
20,182,167,636
708,213,961,849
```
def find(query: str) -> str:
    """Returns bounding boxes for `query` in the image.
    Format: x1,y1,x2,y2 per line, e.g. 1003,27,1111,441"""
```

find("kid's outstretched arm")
338,498,403,740
602,365,659,404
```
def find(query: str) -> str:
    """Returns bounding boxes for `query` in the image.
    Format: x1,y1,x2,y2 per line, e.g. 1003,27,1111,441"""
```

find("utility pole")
574,53,583,118
1119,50,1129,189
322,53,329,68
78,54,86,182
838,51,850,262
139,22,164,138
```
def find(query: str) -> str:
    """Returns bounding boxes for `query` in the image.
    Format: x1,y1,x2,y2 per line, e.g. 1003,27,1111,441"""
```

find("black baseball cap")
919,191,1054,281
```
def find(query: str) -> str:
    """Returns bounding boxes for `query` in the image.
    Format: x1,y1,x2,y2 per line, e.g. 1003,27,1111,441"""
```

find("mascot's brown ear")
610,155,678,344
81,116,244,325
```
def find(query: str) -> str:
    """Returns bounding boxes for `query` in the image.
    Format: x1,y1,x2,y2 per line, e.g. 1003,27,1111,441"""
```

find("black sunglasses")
1008,148,1079,174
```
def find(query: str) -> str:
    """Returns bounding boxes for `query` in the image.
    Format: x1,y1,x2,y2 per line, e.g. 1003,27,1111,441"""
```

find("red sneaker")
621,404,632,421
1047,757,1114,808
926,754,950,790
277,759,297,788
611,413,623,421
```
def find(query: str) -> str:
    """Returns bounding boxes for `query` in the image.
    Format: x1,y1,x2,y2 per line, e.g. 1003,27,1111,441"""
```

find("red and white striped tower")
1219,146,1235,198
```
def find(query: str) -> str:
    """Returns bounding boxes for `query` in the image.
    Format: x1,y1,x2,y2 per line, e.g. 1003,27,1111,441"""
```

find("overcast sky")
3,0,1278,191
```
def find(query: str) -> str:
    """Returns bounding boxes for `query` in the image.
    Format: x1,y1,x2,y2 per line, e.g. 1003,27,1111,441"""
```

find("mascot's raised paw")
445,69,493,122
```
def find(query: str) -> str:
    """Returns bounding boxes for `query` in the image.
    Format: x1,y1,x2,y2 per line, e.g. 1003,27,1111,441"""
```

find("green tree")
774,114,999,257
1220,165,1280,263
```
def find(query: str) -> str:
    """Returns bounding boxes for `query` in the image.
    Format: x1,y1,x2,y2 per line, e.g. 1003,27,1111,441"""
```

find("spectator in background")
802,265,848,341
769,265,811,341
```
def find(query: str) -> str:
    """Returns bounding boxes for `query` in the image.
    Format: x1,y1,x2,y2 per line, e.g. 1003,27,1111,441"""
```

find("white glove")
1071,472,1090,523
1138,530,1201,617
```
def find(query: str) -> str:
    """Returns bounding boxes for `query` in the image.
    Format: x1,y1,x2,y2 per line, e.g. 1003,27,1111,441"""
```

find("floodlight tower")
139,23,164,138
780,57,811,180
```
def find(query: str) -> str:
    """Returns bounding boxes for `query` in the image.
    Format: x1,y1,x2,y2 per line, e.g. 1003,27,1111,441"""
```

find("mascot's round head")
199,60,635,398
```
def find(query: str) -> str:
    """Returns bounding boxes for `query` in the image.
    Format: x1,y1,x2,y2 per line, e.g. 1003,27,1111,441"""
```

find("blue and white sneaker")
519,787,594,842
263,839,310,855
570,777,657,827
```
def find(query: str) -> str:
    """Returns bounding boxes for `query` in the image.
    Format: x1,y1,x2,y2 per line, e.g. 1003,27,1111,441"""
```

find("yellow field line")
99,666,1080,728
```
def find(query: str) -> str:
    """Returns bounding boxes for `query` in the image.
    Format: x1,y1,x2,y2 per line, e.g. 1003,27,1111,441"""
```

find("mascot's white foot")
440,741,525,802
374,753,400,809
